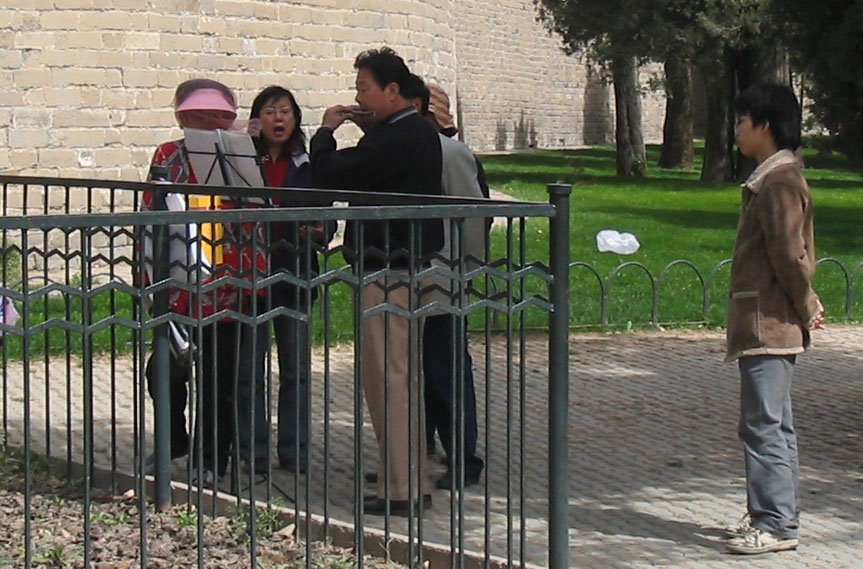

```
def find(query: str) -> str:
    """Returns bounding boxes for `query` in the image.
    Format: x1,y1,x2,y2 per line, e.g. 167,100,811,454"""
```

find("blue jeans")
273,295,311,462
738,355,800,539
423,314,484,477
234,314,270,463
236,289,312,464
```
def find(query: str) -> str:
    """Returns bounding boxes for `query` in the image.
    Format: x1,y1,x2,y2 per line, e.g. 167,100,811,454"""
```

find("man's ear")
384,82,399,101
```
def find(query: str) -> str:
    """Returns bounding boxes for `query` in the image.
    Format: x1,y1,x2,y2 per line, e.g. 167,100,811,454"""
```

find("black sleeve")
310,127,387,191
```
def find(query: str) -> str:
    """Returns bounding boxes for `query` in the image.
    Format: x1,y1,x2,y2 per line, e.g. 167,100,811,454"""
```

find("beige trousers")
361,277,431,501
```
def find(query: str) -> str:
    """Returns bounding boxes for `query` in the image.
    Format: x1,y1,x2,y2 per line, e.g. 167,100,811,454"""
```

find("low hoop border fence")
557,256,863,331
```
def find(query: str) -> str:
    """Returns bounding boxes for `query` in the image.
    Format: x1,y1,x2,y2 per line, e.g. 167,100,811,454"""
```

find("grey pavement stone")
2,326,862,568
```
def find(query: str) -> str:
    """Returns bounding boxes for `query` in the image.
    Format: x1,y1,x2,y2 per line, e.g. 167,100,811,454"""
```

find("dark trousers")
273,292,311,461
423,314,484,477
235,288,312,463
234,312,270,463
145,347,191,458
146,321,238,476
196,322,240,476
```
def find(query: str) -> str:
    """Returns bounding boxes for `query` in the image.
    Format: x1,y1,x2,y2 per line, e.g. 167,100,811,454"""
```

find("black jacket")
265,152,332,305
310,108,443,268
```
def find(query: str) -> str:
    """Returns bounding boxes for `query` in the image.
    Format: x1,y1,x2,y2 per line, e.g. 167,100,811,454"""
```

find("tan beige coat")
725,150,820,362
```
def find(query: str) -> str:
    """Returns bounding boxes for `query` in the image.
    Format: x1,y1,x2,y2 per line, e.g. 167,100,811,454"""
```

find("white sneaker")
726,527,798,555
722,513,752,539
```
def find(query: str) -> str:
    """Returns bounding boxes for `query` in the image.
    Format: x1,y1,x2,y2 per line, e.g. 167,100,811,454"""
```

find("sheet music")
183,129,267,204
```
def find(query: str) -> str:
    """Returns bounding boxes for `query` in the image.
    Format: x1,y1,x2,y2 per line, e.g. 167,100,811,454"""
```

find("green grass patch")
1,287,138,360
3,143,862,360
480,143,863,329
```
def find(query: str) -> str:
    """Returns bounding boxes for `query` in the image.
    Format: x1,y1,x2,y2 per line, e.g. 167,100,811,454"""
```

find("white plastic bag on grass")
596,230,640,255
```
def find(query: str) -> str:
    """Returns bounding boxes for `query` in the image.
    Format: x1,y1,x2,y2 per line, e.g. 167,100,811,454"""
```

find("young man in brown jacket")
724,83,825,555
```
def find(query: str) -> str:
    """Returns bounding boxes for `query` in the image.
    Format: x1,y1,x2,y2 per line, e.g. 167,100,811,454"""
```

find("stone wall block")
87,148,133,170
14,68,51,89
9,129,50,149
122,69,159,88
43,88,85,108
125,110,174,129
55,31,104,50
160,33,204,52
53,0,99,8
52,110,111,129
13,109,51,129
214,1,256,18
147,13,182,33
0,49,24,68
8,150,38,171
123,32,161,50
38,149,79,169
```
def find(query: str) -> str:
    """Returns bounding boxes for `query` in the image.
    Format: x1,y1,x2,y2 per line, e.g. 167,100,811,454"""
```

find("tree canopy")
776,0,863,159
534,0,792,180
534,0,770,68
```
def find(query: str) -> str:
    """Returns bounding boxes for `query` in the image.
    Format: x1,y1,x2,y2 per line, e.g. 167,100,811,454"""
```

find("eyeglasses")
261,106,294,117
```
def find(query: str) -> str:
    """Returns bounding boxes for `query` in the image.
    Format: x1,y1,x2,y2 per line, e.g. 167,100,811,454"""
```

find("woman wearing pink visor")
173,84,238,131
140,78,258,486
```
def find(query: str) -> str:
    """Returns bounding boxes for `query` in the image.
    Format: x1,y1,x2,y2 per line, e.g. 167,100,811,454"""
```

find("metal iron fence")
0,175,571,569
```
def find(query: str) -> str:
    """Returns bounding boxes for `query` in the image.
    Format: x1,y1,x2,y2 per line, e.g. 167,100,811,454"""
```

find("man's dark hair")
734,83,802,150
401,74,430,114
354,47,413,94
249,85,306,155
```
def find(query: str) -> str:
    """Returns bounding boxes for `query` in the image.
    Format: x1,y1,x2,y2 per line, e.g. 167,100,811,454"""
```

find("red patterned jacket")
139,139,267,318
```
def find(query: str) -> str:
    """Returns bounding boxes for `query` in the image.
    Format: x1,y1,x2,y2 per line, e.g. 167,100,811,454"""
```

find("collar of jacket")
291,150,309,168
382,106,418,125
742,149,803,193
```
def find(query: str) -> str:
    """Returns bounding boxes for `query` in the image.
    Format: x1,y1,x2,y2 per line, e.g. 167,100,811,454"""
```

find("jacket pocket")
728,290,761,351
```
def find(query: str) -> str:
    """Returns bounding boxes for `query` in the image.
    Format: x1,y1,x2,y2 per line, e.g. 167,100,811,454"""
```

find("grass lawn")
480,143,863,329
3,143,862,359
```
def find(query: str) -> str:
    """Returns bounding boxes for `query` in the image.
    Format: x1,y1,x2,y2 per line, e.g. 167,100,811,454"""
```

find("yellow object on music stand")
187,194,224,266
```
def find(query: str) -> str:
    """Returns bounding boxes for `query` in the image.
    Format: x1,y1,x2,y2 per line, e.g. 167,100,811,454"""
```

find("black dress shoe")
363,495,432,516
435,470,481,490
279,456,307,474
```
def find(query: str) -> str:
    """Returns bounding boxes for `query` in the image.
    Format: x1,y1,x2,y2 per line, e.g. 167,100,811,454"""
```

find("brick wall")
0,0,666,182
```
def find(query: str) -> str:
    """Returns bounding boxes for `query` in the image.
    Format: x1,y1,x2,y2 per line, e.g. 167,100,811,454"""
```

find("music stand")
183,128,266,203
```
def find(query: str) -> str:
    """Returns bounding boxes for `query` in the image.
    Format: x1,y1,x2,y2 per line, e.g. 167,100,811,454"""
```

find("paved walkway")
3,326,862,568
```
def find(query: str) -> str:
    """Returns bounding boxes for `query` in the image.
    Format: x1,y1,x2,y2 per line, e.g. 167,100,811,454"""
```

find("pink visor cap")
175,88,237,117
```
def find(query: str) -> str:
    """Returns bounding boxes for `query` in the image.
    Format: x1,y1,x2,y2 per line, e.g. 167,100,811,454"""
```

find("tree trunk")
700,50,735,183
658,55,695,169
611,55,646,177
736,43,791,91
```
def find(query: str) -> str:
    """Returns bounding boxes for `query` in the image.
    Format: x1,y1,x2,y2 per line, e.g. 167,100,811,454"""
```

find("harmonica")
349,109,374,117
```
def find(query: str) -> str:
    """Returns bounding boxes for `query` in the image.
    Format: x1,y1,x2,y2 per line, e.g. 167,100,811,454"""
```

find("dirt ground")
0,450,403,569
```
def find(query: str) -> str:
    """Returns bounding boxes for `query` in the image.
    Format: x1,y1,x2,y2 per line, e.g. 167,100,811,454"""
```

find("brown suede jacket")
725,149,820,362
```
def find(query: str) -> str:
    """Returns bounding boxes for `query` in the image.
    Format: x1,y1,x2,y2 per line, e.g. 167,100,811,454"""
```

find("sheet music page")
183,128,224,185
183,128,267,204
216,130,266,188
